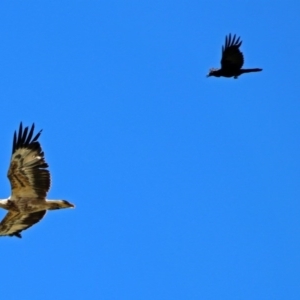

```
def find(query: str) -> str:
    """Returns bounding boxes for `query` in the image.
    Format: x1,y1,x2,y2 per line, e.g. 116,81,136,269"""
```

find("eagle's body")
0,123,74,238
207,34,262,79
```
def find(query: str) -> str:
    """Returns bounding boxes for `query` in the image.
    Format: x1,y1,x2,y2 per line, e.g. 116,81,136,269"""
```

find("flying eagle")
207,34,262,79
0,123,74,238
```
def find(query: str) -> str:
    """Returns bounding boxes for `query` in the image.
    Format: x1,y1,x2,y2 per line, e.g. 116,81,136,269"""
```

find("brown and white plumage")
0,123,74,238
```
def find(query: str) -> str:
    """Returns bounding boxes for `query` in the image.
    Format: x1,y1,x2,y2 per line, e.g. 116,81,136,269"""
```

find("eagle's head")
47,200,75,210
61,200,75,208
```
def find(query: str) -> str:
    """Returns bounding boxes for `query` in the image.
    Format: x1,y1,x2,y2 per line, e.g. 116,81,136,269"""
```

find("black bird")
207,34,262,79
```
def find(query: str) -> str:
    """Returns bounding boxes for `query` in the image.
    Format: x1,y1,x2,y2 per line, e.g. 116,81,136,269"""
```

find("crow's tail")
241,68,263,73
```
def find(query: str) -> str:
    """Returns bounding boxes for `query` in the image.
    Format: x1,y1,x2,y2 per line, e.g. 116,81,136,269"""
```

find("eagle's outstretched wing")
221,34,244,70
7,123,50,200
0,210,46,238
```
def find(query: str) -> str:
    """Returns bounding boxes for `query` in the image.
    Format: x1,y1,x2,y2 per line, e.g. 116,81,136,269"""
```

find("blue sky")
0,1,300,299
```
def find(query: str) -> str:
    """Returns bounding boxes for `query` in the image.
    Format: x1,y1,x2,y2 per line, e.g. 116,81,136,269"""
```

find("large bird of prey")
207,34,262,79
0,123,74,238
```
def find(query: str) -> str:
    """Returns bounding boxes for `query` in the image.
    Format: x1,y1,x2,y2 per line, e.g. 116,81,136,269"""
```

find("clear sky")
0,1,299,299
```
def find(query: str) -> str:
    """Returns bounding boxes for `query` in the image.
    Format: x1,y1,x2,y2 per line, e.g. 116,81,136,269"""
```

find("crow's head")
207,68,220,77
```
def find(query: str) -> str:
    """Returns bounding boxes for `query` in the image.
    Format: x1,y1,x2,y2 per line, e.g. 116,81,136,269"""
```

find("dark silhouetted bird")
207,34,262,79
